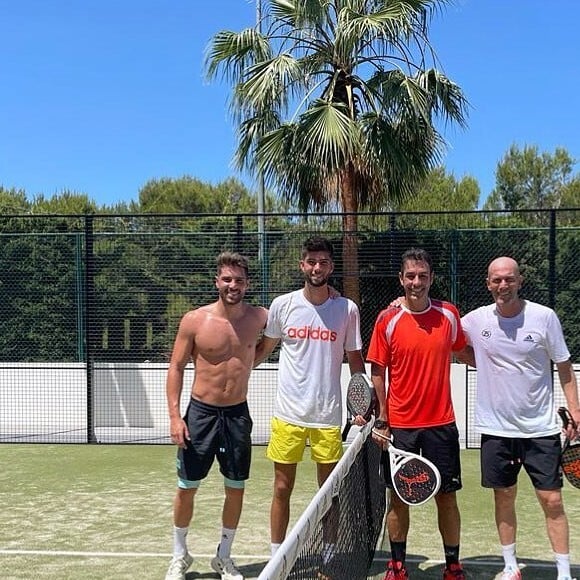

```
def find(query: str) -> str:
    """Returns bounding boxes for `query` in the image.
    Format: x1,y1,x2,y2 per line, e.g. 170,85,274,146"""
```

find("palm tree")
206,0,468,304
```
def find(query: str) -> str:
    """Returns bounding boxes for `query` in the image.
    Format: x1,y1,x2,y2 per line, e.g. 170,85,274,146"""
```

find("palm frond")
205,28,271,83
235,54,303,114
358,110,441,205
366,69,429,123
256,101,360,178
234,109,281,172
416,68,469,127
297,100,362,167
271,0,330,29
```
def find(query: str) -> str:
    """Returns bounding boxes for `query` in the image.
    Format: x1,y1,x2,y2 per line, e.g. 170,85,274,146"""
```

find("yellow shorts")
266,417,343,464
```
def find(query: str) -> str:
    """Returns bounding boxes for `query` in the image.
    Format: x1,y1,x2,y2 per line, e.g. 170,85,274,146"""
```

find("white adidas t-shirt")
264,289,362,428
462,300,570,437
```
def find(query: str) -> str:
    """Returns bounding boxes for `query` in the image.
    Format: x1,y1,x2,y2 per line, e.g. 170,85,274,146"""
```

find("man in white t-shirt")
254,236,365,567
461,256,580,580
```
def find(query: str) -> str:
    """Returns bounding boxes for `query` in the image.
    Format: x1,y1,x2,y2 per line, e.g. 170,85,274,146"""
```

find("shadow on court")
368,551,580,579
185,560,268,579
178,553,580,579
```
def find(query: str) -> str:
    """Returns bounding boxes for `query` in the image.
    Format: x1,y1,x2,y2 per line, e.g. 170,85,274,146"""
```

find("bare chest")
194,317,257,363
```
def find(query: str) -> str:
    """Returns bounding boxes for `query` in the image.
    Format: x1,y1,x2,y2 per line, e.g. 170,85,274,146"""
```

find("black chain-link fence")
0,209,578,445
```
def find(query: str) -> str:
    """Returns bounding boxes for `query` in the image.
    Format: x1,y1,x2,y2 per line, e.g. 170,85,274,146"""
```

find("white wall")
0,363,87,441
1,362,577,446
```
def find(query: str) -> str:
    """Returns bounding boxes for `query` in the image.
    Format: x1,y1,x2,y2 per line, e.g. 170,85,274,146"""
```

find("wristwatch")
374,419,388,430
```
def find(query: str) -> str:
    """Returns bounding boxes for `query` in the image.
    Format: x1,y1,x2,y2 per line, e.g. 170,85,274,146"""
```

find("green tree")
0,223,83,361
136,175,285,214
31,190,97,214
557,175,580,226
395,168,479,211
206,0,468,304
390,167,480,231
484,144,579,225
0,187,30,215
138,176,231,213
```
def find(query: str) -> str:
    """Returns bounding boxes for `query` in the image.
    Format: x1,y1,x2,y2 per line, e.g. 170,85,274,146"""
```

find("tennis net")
257,423,386,580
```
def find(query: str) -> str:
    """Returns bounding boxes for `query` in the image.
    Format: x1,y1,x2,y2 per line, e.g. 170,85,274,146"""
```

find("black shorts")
480,434,563,490
381,423,462,493
177,398,253,483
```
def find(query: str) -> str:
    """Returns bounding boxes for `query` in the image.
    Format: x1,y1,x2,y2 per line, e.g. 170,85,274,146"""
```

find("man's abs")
191,358,251,406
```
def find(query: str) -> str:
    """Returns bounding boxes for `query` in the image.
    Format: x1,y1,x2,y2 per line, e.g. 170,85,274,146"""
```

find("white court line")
0,550,268,559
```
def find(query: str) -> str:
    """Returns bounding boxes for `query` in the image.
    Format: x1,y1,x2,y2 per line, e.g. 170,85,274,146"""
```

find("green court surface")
0,444,578,579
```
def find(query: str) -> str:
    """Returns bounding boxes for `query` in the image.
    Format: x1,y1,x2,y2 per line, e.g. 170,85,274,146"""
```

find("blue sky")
1,0,579,208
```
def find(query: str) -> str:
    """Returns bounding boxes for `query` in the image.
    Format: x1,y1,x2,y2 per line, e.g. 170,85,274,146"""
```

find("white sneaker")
497,567,522,580
165,553,193,580
210,555,244,580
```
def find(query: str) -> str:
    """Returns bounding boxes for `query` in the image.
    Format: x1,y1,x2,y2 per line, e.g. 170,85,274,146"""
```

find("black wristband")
374,419,388,430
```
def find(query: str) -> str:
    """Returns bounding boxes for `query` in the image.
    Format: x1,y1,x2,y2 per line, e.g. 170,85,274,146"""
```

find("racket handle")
341,420,352,442
558,407,578,430
372,428,390,441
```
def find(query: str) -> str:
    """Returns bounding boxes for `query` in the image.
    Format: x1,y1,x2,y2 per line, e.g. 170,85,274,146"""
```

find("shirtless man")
164,252,268,580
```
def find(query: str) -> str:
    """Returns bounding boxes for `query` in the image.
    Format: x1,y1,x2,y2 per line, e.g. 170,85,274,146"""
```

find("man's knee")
537,490,565,517
273,479,294,501
434,490,459,509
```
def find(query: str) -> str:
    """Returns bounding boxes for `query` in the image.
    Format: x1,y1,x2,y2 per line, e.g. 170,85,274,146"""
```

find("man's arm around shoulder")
455,345,476,367
254,335,279,368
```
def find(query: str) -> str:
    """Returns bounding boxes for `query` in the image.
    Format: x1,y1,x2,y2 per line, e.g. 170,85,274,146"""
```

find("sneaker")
210,555,244,580
384,559,409,580
443,562,465,579
165,553,193,580
496,567,521,580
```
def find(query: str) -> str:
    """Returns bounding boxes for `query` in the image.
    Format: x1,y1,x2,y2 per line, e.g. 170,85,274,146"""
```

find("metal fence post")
548,209,556,310
84,215,97,443
75,232,85,362
450,228,458,305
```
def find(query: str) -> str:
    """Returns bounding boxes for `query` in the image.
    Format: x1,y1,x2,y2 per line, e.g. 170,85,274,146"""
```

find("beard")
304,273,329,287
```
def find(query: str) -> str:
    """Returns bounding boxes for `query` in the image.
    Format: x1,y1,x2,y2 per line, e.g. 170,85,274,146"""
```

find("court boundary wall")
1,362,576,447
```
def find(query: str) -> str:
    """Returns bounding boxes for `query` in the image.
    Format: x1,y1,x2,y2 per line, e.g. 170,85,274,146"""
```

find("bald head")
487,256,520,279
486,256,523,316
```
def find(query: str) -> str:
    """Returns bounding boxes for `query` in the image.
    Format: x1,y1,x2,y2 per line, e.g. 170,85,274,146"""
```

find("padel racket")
557,406,580,489
373,430,441,506
341,372,375,441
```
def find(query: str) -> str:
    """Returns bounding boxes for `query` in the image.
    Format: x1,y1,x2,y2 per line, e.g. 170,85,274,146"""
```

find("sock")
501,542,518,571
444,543,460,567
554,552,571,579
217,527,236,559
173,525,189,557
389,539,407,564
271,543,281,557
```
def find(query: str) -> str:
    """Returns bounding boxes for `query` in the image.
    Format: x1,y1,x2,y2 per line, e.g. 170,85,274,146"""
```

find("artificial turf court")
0,444,578,580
